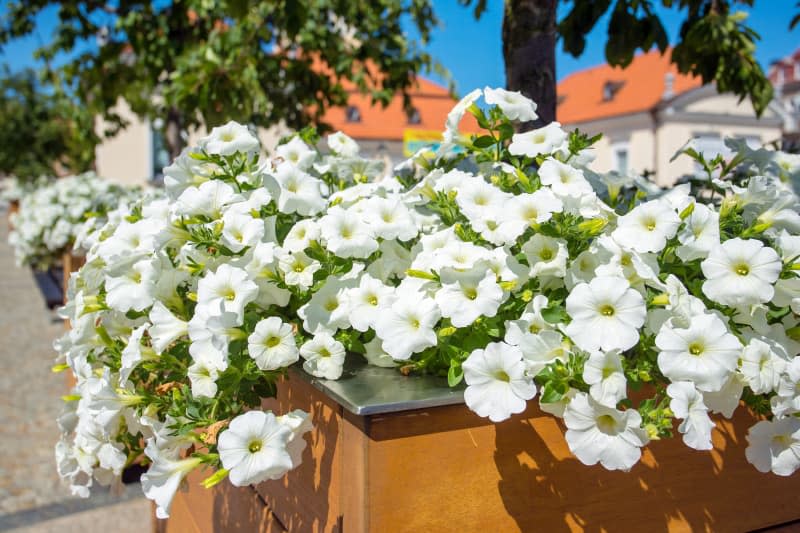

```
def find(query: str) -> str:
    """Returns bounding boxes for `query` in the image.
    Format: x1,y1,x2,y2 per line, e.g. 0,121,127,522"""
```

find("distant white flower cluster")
8,172,135,268
54,89,800,514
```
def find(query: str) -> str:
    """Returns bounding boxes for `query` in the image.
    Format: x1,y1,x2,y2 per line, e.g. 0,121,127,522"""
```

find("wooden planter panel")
159,376,800,532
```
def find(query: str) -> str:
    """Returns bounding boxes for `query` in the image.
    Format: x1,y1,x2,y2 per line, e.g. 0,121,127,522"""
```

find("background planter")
157,364,800,532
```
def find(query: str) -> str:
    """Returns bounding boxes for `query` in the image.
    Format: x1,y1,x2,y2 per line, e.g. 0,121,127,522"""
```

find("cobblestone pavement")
0,212,150,532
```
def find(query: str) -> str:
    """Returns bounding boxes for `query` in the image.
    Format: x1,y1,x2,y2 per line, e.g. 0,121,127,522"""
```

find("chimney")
663,72,675,100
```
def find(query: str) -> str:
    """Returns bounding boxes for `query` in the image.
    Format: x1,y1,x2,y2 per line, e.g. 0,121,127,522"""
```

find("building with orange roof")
94,76,479,186
557,49,785,185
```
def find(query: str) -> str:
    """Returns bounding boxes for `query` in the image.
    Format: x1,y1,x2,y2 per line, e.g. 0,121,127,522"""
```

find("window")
603,81,624,101
345,106,361,123
151,124,171,182
407,107,421,125
611,142,630,175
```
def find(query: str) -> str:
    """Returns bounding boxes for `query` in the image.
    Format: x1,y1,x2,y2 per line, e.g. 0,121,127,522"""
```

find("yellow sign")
403,129,444,157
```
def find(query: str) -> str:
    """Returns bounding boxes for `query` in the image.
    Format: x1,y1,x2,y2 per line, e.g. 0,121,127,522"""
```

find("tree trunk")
502,0,557,130
164,107,185,161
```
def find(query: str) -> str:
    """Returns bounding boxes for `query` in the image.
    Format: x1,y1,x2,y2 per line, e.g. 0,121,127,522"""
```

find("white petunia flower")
283,219,320,252
200,121,259,156
218,410,295,486
174,179,242,218
771,357,800,418
745,418,800,476
105,258,158,313
563,392,649,471
196,264,259,322
275,137,316,169
701,238,782,306
462,342,537,422
443,88,482,145
484,86,538,122
319,206,378,258
508,123,567,158
221,211,264,253
508,187,563,226
538,158,593,198
327,131,360,157
517,330,570,377
583,350,627,408
298,276,354,334
346,275,396,332
248,317,299,370
187,348,227,398
522,234,569,278
434,267,504,328
667,381,715,451
504,295,554,345
148,302,188,354
655,313,742,392
266,162,325,216
299,332,346,380
363,336,398,368
277,250,321,290
612,200,681,253
374,294,440,360
740,337,787,394
564,276,646,352
361,196,418,241
676,203,720,261
141,441,202,519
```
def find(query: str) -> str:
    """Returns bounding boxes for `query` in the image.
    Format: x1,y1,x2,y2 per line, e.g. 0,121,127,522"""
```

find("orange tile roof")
321,77,481,141
557,49,703,124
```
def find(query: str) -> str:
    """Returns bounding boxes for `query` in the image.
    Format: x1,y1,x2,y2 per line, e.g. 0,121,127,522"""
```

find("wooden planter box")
61,249,85,302
7,199,18,231
156,364,800,532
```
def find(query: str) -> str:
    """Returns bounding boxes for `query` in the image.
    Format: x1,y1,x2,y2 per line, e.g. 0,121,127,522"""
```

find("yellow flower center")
688,342,704,356
735,264,750,276
599,304,615,317
248,440,262,453
265,336,281,348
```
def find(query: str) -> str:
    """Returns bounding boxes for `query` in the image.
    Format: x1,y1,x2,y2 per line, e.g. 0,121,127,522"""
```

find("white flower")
218,410,295,486
266,162,325,216
319,206,377,259
346,275,396,332
248,317,299,370
174,179,241,218
564,276,646,352
701,238,782,306
300,332,346,380
327,132,360,157
676,203,720,261
655,313,742,392
443,88,482,144
667,381,715,450
454,178,509,221
148,302,188,354
221,211,264,253
275,410,312,469
508,123,567,158
537,158,593,198
119,324,150,385
105,258,157,312
361,196,417,241
374,294,440,360
277,250,321,290
275,137,316,169
772,356,800,418
200,121,259,156
484,86,538,122
434,267,504,328
583,350,627,408
740,338,787,394
612,200,681,253
141,441,202,519
462,342,537,422
298,276,354,334
563,392,649,471
363,337,398,368
187,349,227,398
508,188,563,226
522,234,569,278
196,264,259,322
745,418,800,476
283,220,320,252
504,295,554,345
517,330,570,377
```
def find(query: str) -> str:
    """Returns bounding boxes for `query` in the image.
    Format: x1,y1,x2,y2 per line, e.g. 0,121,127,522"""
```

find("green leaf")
539,381,567,404
472,135,497,149
447,360,464,387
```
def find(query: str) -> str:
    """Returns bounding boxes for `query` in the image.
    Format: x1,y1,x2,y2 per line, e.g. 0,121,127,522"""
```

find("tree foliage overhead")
0,1,441,154
558,0,775,115
0,67,97,179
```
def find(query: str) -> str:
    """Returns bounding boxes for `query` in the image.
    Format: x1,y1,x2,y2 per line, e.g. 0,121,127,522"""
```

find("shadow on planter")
494,407,800,532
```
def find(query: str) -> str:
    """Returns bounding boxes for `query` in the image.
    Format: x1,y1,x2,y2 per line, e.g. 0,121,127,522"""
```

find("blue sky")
1,1,798,96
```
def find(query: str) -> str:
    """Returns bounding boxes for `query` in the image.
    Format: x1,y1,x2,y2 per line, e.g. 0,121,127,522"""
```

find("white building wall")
94,100,152,187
